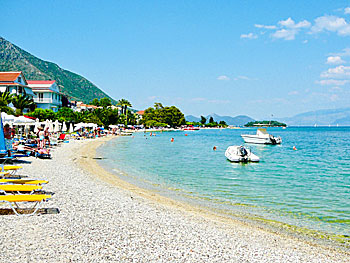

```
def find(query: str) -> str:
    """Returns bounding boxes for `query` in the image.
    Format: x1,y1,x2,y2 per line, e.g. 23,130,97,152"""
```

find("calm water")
97,127,350,240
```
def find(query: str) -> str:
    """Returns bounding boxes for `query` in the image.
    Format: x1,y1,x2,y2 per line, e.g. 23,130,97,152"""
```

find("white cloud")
318,79,350,85
254,24,277,29
345,7,350,14
278,17,311,29
234,75,250,81
271,18,311,40
217,75,230,81
326,56,345,64
311,15,350,36
240,33,258,39
320,65,350,78
332,47,350,57
272,29,297,40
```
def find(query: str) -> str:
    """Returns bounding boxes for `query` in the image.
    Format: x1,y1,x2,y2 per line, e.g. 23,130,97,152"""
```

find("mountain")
185,115,200,122
186,113,255,126
278,108,350,126
0,37,116,103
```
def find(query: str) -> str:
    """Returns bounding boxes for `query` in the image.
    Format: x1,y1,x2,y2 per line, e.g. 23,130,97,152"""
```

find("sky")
1,0,350,119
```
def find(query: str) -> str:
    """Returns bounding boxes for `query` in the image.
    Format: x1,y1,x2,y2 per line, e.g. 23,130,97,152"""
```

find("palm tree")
117,99,132,115
117,99,132,126
11,94,35,115
0,92,14,114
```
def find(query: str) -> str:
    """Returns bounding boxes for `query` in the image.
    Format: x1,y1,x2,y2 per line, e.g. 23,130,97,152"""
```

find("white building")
27,80,63,112
0,71,35,99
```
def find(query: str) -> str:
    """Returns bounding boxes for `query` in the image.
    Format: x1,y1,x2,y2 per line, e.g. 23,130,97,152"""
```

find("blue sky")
2,0,350,119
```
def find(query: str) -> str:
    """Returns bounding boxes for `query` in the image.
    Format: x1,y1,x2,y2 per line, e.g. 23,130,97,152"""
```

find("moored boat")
225,145,260,162
241,128,281,144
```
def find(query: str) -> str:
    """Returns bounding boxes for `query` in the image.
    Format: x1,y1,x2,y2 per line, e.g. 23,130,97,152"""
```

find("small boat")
241,128,282,145
183,126,200,131
225,146,260,162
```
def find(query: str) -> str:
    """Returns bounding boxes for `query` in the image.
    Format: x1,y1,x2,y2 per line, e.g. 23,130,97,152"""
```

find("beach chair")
0,165,22,176
0,184,43,194
0,193,52,216
0,179,48,185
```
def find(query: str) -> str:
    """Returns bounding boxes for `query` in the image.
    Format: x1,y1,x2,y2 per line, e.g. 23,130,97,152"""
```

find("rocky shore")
0,137,348,262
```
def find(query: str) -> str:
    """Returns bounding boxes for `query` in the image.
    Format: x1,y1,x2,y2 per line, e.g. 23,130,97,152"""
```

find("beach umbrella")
0,115,6,153
34,118,40,133
13,116,35,125
44,119,49,130
49,120,54,132
1,112,15,122
54,120,60,133
62,122,67,132
69,123,74,133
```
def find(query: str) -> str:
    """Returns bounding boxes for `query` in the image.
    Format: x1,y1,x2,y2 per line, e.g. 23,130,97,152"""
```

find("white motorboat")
241,128,282,145
225,146,260,163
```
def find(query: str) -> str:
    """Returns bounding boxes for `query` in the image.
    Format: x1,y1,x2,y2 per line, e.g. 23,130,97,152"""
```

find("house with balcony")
27,80,62,112
0,71,35,99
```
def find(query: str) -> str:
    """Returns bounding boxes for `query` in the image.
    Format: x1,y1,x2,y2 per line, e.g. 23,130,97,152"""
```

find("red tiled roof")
136,110,145,115
0,72,22,82
0,82,27,86
27,80,56,84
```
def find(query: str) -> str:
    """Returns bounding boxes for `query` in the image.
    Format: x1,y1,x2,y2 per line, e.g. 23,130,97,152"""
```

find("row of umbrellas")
1,113,99,133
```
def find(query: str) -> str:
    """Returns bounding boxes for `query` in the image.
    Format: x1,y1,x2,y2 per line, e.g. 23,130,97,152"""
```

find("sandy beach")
0,137,348,262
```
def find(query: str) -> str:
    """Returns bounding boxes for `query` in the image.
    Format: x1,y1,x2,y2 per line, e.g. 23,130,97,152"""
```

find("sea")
97,127,350,245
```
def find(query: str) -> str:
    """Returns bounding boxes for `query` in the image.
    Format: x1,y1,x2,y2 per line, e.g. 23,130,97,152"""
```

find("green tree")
209,116,214,123
117,99,132,114
99,97,112,108
141,102,185,128
56,107,75,122
90,98,100,106
0,92,14,114
27,108,56,121
200,116,207,125
219,120,227,127
12,94,35,115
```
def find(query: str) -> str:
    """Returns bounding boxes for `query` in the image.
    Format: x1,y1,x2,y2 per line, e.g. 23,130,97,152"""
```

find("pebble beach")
0,137,348,263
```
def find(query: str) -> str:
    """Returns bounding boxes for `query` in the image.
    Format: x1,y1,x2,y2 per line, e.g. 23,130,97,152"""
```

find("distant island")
244,120,287,127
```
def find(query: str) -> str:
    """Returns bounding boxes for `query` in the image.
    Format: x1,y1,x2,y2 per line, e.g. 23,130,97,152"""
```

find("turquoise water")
97,128,350,241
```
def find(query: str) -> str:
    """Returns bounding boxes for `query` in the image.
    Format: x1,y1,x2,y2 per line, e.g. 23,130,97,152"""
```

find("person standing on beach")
3,124,13,157
37,127,45,148
44,127,50,147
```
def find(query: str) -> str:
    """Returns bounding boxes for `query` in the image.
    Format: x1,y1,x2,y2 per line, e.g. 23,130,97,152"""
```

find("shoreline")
77,136,349,256
92,136,350,250
0,137,348,262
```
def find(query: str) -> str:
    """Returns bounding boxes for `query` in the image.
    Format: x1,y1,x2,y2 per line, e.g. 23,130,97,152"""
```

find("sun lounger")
0,184,43,193
0,165,22,176
0,194,52,216
0,179,48,185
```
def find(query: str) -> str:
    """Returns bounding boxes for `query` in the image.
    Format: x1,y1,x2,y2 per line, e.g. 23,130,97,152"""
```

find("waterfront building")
0,71,35,99
27,80,63,112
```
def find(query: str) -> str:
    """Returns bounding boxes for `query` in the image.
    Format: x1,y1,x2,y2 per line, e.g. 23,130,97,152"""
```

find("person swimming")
171,138,174,142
